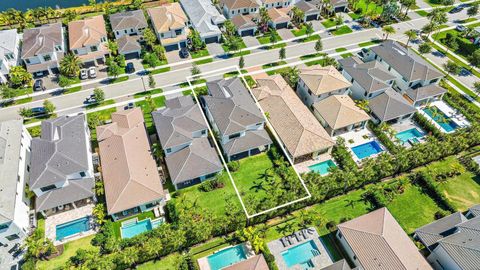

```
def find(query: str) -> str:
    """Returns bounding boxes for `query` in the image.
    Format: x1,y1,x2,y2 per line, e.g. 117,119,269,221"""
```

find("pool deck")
267,227,333,270
197,243,254,270
390,118,427,148
334,128,385,164
419,100,470,133
45,204,96,245
295,153,333,174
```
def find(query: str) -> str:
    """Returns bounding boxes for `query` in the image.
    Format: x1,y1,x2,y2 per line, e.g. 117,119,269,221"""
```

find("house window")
116,31,120,35
350,78,354,83
232,10,235,14
0,223,8,230
201,130,206,135
73,49,78,54
338,232,342,238
160,33,164,38
90,46,98,52
79,171,86,177
55,45,62,51
6,234,19,241
40,184,56,192
43,54,51,61
308,89,313,96
124,30,128,34
353,255,357,260
25,59,30,64
175,29,182,35
27,165,30,172
166,148,171,153
5,53,13,60
229,133,241,139
130,28,134,32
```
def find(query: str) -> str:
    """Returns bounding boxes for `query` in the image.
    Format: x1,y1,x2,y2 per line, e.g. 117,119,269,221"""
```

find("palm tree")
60,53,82,77
382,25,396,40
473,81,480,97
107,40,118,56
404,29,417,47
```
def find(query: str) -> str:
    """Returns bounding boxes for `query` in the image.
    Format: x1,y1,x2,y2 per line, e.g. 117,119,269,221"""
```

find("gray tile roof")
223,129,271,156
21,23,63,59
0,29,19,62
320,260,351,270
339,56,395,94
203,78,265,136
469,204,480,217
0,120,25,224
109,10,148,31
371,40,443,82
180,0,225,38
117,35,141,54
295,0,319,13
368,88,416,122
405,84,447,102
415,212,467,250
36,177,94,212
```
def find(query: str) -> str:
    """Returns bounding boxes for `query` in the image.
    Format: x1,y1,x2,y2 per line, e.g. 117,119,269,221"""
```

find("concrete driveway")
310,20,325,32
278,28,294,40
166,50,189,64
243,36,260,47
206,43,226,56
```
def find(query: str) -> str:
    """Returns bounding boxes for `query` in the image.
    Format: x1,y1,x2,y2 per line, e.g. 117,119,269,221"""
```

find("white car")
80,69,88,80
88,67,97,78
456,25,467,32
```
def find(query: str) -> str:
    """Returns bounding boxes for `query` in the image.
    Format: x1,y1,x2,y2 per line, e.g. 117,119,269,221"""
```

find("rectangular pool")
351,140,383,160
308,160,337,175
56,217,90,241
207,245,247,270
121,218,163,239
396,128,424,144
281,240,320,269
423,107,459,133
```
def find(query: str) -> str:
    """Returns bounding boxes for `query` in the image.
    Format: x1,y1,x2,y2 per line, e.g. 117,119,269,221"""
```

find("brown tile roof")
109,10,148,31
313,95,370,130
267,7,291,23
253,75,334,158
117,35,141,54
232,14,257,30
224,255,269,270
147,3,188,33
21,23,63,59
221,0,260,9
299,65,352,95
97,109,165,215
68,15,107,50
337,208,433,270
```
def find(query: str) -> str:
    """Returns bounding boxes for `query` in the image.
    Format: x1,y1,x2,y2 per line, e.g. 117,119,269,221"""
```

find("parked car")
456,25,467,32
124,102,134,110
449,6,463,13
125,62,135,73
80,68,88,80
180,47,189,58
88,67,97,78
33,79,45,91
84,95,96,104
31,107,46,116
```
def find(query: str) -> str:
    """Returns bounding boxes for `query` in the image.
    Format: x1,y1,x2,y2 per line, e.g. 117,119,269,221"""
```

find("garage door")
165,44,179,52
204,36,218,44
306,14,318,21
276,22,288,29
241,29,254,36
124,52,139,60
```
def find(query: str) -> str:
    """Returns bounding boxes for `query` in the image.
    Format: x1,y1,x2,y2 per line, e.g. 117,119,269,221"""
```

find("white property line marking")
186,66,311,219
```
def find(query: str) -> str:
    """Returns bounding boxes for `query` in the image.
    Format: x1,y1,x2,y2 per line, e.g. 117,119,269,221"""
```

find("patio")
197,242,255,270
334,127,386,163
419,100,470,133
267,227,334,270
295,152,334,174
390,118,427,148
44,204,96,245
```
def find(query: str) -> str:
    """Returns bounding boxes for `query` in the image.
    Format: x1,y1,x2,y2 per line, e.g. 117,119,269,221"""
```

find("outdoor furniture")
280,237,288,247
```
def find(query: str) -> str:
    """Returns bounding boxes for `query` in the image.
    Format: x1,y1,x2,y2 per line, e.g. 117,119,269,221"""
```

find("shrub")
414,172,456,213
413,112,443,138
368,121,400,154
326,221,337,232
435,209,450,220
199,178,225,192
228,160,240,172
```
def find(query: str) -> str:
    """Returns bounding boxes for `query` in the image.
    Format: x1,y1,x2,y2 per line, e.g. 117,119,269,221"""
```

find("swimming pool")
207,245,247,270
423,107,459,133
121,218,163,239
281,240,320,269
56,216,90,241
396,128,424,144
308,160,337,175
351,140,383,160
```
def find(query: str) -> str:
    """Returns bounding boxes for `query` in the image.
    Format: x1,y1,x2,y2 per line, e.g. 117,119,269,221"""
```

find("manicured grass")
137,253,182,270
416,10,429,17
358,40,380,47
433,29,478,64
301,34,320,43
341,53,354,58
335,48,347,53
332,25,353,36
387,183,442,234
438,172,480,211
37,235,98,270
87,107,116,144
85,99,115,109
459,18,477,24
135,96,166,134
222,39,248,53
63,86,82,94
256,32,282,45
191,48,210,59
300,53,324,60
350,0,383,17
178,78,207,88
262,61,287,71
109,75,129,84
142,59,168,69
194,58,214,65
14,87,33,97
348,12,362,20
223,70,247,78
321,19,338,28
133,88,163,98
111,211,155,238
149,67,171,75
13,97,33,105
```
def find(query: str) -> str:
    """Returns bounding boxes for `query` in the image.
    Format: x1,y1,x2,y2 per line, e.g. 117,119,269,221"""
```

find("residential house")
0,120,32,247
293,0,320,22
368,88,416,123
267,8,291,29
109,10,148,40
21,23,65,76
180,0,226,44
338,56,396,100
116,35,142,59
253,75,334,163
152,96,223,190
97,109,165,221
220,0,261,19
0,30,21,84
296,65,352,107
232,14,258,36
201,78,272,162
313,95,370,136
414,209,480,270
223,254,269,270
68,15,109,66
319,260,351,270
148,3,189,52
337,207,433,270
367,41,445,106
29,115,95,217
261,0,292,9
330,0,349,12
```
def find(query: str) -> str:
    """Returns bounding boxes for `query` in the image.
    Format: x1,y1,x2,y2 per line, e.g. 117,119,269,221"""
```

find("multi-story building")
68,15,109,66
0,29,21,84
148,3,189,52
109,10,148,40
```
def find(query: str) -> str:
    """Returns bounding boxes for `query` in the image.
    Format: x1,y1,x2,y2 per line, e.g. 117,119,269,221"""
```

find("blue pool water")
351,141,383,159
281,240,320,269
207,245,247,270
121,218,162,239
423,107,459,133
56,217,90,240
308,160,337,175
396,128,424,143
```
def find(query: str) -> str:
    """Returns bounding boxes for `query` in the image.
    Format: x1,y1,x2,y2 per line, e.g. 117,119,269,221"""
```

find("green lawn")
191,48,210,59
301,34,320,43
433,29,477,64
14,87,33,97
149,67,171,75
142,59,168,69
321,19,338,28
223,70,247,78
358,40,380,47
256,32,282,45
135,96,166,134
291,25,310,37
416,10,429,17
109,75,128,84
350,0,383,16
37,236,98,270
335,48,347,53
178,78,207,88
438,172,480,211
194,58,214,65
332,25,353,36
137,253,182,270
87,107,116,144
262,61,287,70
459,18,477,24
133,88,163,98
63,86,82,94
222,39,248,53
341,53,353,58
85,99,115,109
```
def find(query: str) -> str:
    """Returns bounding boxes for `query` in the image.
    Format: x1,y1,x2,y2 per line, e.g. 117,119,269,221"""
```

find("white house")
0,29,21,84
109,10,148,40
220,0,261,19
68,15,109,66
180,0,226,44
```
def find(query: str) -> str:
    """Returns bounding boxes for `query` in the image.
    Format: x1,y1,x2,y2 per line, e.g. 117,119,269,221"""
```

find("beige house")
296,65,352,107
313,95,370,136
220,0,261,19
147,3,189,52
68,15,109,66
267,7,291,29
97,109,165,221
253,75,334,164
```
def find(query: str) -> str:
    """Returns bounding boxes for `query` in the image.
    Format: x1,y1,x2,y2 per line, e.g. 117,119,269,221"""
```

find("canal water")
0,0,103,12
